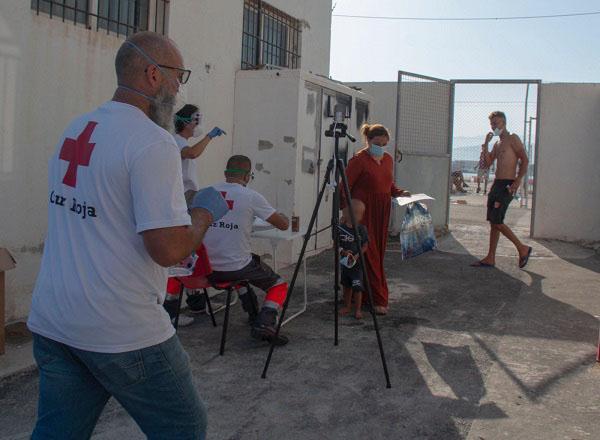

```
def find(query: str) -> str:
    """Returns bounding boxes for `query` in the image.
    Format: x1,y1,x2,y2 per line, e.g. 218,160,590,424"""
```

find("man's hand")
399,190,411,197
207,127,226,139
483,132,494,147
189,187,229,222
508,178,521,195
266,212,289,230
190,208,214,228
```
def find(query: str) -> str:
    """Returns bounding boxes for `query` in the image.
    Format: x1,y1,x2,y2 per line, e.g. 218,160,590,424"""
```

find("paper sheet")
393,193,435,207
252,217,274,231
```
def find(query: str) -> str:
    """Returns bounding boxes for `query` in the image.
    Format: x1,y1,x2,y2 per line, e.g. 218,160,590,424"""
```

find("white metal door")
314,90,352,250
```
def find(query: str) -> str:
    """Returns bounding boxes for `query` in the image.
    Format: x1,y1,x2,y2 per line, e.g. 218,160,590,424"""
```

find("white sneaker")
172,314,194,327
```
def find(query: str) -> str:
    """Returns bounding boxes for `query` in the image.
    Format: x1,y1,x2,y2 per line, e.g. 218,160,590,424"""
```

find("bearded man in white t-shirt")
26,32,229,439
203,155,291,346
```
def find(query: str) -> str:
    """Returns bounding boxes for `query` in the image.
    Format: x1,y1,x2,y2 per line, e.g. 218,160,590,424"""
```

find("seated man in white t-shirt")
202,155,291,345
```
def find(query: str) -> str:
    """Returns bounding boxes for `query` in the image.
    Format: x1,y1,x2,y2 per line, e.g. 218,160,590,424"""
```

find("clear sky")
330,0,600,83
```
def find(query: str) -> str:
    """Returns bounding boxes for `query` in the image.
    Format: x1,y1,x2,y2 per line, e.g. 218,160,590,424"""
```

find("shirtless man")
471,111,532,269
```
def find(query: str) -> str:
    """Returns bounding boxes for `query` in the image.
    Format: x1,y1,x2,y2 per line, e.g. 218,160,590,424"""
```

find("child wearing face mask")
338,199,369,319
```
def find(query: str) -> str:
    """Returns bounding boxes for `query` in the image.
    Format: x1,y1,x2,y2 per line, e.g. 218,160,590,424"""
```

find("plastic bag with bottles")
400,202,437,259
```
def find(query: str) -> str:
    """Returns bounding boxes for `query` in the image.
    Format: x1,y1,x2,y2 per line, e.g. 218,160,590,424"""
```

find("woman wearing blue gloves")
164,104,226,324
173,104,226,202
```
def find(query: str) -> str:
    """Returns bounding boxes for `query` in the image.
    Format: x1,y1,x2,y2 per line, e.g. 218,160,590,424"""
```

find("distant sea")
452,136,534,176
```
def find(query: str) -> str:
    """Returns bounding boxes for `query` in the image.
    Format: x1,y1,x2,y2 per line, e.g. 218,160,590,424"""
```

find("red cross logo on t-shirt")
220,191,235,210
59,121,98,188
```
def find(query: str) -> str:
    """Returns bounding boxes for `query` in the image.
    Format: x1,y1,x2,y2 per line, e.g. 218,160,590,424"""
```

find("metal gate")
393,71,453,232
450,79,541,234
393,71,541,236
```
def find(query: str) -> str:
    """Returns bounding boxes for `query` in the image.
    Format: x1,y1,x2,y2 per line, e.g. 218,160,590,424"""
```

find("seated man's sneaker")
163,296,195,327
172,314,194,327
186,291,207,314
251,308,289,346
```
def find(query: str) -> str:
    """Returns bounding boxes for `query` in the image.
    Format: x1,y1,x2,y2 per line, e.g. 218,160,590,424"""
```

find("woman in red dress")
342,123,409,315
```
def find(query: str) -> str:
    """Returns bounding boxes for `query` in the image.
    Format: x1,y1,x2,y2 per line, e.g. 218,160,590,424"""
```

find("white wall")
0,0,332,322
533,83,600,242
267,0,331,76
0,2,122,324
233,70,372,266
171,0,332,188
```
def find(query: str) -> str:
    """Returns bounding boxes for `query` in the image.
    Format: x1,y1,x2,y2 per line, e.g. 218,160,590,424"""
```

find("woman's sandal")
374,306,388,315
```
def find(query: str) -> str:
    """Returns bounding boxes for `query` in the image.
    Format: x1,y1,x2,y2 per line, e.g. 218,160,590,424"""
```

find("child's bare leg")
354,291,363,319
340,286,352,316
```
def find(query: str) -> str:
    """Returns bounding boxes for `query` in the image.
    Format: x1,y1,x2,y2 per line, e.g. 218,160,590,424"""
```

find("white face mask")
192,125,203,138
493,127,503,136
191,111,203,137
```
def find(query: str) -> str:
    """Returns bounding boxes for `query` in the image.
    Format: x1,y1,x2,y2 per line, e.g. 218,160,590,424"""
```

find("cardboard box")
0,248,17,355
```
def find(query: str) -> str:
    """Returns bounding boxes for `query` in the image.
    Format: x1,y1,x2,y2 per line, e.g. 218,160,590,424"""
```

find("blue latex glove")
189,187,229,221
207,127,226,139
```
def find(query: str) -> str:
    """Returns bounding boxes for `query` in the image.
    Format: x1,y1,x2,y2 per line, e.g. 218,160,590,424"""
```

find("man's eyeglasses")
157,64,191,84
145,64,191,85
125,41,192,85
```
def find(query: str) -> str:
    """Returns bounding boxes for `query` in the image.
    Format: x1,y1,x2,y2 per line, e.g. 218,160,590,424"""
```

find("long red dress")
342,150,404,307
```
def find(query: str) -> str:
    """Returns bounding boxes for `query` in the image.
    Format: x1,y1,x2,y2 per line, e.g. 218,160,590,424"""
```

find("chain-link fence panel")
394,72,453,231
397,73,452,156
450,82,538,208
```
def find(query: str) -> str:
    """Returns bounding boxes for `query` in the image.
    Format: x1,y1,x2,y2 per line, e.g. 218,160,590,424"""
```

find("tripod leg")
337,158,392,388
261,159,335,379
332,158,341,346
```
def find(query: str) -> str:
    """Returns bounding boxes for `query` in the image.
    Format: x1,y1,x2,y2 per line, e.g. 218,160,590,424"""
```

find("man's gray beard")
148,85,176,131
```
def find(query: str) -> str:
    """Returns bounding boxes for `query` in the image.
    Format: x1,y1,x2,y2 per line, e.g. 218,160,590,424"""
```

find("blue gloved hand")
207,127,226,139
189,187,229,221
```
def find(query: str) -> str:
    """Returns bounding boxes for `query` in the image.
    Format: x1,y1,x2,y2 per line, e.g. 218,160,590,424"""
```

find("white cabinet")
233,69,372,266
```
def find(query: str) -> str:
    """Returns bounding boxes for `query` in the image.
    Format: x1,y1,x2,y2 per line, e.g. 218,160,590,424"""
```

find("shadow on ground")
1,218,599,439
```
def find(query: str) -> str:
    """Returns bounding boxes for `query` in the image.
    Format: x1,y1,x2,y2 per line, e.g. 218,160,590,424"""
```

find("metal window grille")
97,0,149,35
31,0,170,37
31,0,89,25
241,0,301,70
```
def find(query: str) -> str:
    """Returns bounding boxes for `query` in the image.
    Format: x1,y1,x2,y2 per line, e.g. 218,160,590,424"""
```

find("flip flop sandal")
519,246,533,269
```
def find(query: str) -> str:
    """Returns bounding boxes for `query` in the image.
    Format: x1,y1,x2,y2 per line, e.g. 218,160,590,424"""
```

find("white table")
251,227,308,326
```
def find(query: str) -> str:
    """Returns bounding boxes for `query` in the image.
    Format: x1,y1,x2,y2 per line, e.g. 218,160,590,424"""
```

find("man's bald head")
115,31,183,86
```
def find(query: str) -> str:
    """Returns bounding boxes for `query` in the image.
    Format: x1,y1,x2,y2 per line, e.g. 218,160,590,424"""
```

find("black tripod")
261,115,392,388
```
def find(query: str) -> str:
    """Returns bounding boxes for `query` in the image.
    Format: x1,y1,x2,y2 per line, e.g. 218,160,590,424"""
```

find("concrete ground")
1,197,599,440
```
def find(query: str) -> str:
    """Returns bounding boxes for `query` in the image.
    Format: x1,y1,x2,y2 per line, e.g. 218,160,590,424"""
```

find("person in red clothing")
341,123,410,315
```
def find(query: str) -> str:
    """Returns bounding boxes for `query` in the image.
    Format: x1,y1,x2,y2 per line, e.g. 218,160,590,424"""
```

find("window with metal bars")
241,0,301,70
31,0,169,37
30,0,89,25
97,0,148,35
